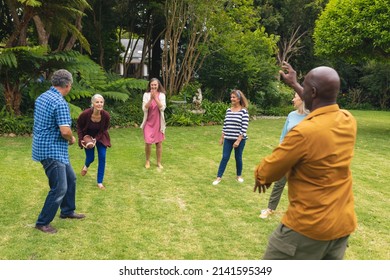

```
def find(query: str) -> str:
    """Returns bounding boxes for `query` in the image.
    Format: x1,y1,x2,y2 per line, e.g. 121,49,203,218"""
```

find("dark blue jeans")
217,138,246,178
36,158,76,226
84,142,107,184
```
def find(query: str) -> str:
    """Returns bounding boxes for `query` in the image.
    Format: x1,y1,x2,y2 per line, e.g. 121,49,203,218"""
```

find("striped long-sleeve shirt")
222,108,249,140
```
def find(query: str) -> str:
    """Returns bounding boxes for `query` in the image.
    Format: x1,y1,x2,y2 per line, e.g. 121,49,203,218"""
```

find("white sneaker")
259,209,273,219
237,177,244,183
212,178,221,185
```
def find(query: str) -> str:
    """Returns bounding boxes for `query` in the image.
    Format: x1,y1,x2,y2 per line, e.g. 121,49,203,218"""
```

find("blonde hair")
231,89,249,108
302,102,310,115
294,92,310,115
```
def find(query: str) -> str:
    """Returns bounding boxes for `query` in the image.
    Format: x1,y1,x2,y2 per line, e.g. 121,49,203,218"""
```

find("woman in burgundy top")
77,94,111,190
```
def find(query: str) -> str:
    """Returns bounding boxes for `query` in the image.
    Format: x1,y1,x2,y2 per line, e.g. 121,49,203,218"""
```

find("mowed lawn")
0,110,389,260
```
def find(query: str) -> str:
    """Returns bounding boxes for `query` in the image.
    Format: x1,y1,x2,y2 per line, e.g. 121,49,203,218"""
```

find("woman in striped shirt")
213,89,249,185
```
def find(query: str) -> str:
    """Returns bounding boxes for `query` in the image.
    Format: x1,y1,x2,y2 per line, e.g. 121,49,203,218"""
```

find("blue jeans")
36,158,76,226
84,142,107,184
217,139,246,178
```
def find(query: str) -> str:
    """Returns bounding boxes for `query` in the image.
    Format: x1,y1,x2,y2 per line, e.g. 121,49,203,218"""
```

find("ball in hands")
82,135,96,149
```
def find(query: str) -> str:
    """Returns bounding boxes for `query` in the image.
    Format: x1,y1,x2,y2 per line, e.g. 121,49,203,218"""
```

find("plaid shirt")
32,87,72,164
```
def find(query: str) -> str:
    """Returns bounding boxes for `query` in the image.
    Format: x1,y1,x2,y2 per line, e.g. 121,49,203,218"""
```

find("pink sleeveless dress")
143,94,165,144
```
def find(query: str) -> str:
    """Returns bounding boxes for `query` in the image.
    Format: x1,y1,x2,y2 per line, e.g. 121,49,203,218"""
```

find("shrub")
178,81,202,104
338,89,375,110
105,96,144,127
255,81,293,109
166,110,203,126
201,99,229,124
0,107,33,135
260,105,294,116
247,101,258,118
165,99,228,126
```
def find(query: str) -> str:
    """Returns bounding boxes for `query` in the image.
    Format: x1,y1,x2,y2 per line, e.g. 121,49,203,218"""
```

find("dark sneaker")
35,224,57,234
60,213,86,219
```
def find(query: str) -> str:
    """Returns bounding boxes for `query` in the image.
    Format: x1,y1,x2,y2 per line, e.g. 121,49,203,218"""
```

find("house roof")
120,39,147,63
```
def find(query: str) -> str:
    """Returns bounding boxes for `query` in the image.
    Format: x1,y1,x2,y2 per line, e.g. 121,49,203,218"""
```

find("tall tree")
161,0,223,96
148,1,166,80
1,0,92,115
199,0,278,101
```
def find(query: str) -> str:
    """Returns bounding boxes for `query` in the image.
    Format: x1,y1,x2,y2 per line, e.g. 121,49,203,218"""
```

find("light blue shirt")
279,110,307,143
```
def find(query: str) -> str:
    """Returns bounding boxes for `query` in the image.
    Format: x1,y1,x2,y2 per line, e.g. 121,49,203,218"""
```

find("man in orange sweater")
254,62,357,259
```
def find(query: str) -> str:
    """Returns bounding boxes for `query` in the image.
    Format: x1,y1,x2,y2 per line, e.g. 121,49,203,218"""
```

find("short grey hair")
51,69,73,87
91,94,104,107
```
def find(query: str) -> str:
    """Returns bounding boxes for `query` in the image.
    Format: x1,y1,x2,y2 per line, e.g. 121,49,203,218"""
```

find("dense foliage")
255,0,329,74
314,0,390,61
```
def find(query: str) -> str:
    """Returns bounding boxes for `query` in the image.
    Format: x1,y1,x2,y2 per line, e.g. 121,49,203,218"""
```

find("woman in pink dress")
140,78,166,169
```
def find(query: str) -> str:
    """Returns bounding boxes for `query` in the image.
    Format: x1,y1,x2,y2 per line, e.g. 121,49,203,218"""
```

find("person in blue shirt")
32,69,85,234
259,92,309,218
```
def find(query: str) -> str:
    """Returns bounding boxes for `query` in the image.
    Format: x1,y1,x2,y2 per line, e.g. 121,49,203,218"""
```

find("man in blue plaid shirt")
32,69,85,234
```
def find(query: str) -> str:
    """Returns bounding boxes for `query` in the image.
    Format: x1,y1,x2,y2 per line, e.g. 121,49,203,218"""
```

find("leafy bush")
201,99,229,124
247,101,258,118
359,61,390,110
260,105,294,116
0,107,33,135
338,88,375,110
166,110,203,126
165,99,228,126
255,81,293,109
165,102,200,126
105,94,144,127
178,81,203,103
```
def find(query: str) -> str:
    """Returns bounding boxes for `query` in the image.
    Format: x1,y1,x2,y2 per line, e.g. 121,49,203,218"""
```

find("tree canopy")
314,0,390,61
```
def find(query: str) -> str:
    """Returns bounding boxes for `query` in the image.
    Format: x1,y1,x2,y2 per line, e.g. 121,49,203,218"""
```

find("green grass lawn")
0,110,389,260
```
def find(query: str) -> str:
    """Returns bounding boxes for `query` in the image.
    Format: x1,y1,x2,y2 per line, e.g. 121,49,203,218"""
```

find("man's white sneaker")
237,177,244,183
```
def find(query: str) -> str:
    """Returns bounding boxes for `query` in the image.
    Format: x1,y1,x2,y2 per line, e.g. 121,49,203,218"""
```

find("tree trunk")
136,13,153,79
33,15,49,46
64,13,83,51
5,3,34,47
3,81,21,116
123,35,139,78
162,0,210,96
150,22,163,80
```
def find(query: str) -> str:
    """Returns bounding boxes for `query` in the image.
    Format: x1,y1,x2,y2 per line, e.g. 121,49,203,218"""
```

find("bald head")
302,66,340,111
